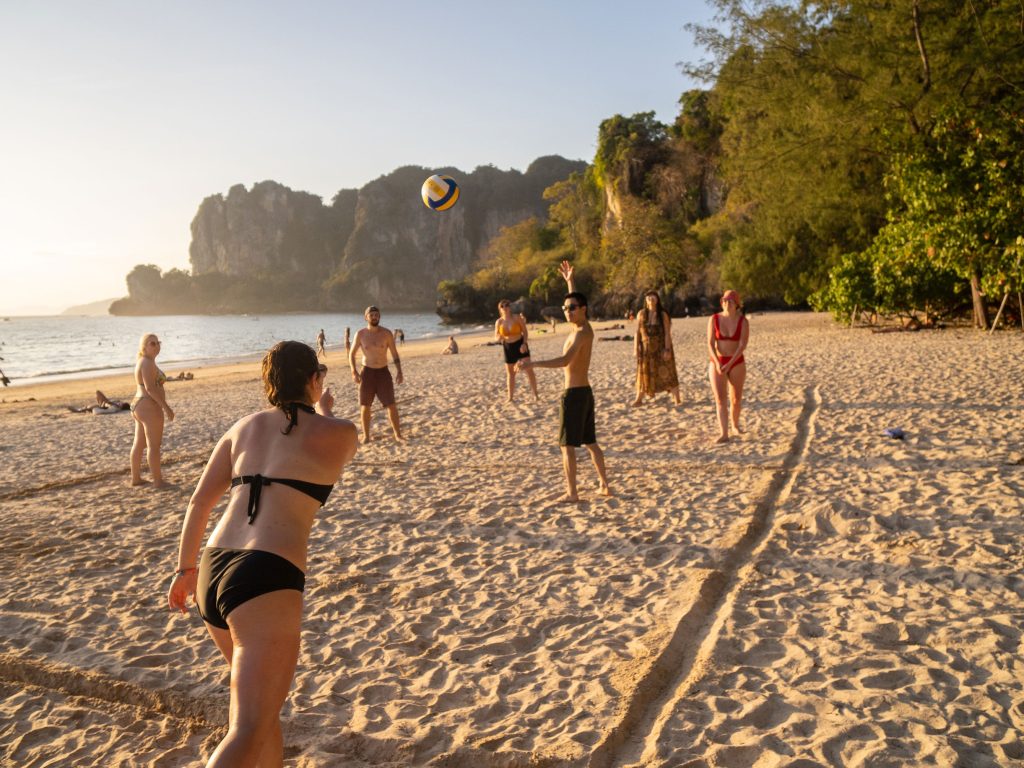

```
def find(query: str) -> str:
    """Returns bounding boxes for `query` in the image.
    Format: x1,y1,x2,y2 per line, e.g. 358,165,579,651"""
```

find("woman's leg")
708,362,730,443
505,363,516,402
726,363,746,433
632,357,645,406
206,591,303,768
135,400,166,487
129,412,147,485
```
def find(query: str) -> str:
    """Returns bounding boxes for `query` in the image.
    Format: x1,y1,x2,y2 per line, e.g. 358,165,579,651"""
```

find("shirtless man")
518,260,610,502
316,328,326,358
349,306,404,442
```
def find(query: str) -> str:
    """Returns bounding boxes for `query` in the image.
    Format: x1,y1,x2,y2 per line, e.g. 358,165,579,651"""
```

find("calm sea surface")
0,313,483,387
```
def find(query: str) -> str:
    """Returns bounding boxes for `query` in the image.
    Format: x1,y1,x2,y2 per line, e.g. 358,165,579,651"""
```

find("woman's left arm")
661,311,673,356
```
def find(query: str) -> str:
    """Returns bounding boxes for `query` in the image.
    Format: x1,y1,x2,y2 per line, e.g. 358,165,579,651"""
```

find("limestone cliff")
178,157,585,312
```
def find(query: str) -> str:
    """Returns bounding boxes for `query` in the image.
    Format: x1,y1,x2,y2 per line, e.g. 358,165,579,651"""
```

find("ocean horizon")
0,312,484,387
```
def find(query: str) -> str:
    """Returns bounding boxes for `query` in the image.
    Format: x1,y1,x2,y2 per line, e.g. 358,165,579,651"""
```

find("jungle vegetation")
441,0,1023,327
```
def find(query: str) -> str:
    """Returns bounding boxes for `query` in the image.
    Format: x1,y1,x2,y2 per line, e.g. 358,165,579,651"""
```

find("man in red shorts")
349,306,404,442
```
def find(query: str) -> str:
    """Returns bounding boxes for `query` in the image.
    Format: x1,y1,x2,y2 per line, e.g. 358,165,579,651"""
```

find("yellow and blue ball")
421,174,460,211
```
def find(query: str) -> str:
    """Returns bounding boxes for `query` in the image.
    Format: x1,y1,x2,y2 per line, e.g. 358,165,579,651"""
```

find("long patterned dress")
637,309,679,396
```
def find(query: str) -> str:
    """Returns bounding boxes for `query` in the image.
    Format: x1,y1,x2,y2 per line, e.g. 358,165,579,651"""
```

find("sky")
0,1,718,315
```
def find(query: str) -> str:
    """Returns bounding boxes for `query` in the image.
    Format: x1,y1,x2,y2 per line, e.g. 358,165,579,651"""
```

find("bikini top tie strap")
283,401,317,434
231,474,273,524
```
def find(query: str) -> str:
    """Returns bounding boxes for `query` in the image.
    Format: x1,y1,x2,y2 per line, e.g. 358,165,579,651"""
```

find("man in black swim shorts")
517,260,611,502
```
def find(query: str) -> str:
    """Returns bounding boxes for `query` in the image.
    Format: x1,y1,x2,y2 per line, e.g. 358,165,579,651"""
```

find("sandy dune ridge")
1,313,1022,767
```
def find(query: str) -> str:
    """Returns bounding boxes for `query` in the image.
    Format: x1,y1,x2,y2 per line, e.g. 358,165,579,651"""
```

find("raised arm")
559,260,576,293
168,433,233,612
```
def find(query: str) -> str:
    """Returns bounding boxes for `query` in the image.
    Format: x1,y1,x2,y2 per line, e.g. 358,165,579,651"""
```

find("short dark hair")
564,291,587,307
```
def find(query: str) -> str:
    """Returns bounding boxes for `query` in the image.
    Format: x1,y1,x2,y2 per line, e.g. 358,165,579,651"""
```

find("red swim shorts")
359,366,395,407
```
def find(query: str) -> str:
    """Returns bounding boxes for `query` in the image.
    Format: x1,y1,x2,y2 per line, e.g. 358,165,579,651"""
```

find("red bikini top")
713,313,745,342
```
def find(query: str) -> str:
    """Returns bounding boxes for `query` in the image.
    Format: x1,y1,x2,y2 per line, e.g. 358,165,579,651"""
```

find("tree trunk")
970,269,988,329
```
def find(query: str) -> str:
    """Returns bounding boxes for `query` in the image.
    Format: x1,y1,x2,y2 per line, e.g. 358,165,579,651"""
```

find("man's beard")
368,318,379,327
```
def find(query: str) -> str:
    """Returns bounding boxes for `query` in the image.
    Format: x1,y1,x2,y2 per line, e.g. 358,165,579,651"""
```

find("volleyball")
421,174,460,211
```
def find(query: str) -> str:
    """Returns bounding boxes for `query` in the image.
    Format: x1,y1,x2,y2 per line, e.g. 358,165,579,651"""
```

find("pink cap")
721,289,741,304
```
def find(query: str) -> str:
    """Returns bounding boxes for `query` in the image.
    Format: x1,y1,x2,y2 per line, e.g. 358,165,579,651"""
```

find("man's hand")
559,260,574,284
351,369,361,384
396,370,404,385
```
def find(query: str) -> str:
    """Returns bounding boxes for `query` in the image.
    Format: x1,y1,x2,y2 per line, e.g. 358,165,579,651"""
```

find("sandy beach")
1,312,1022,767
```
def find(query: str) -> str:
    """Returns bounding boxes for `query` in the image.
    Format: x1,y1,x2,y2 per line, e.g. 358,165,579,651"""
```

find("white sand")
1,313,1022,767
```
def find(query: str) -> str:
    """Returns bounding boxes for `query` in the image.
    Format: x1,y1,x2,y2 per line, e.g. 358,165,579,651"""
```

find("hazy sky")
1,1,716,315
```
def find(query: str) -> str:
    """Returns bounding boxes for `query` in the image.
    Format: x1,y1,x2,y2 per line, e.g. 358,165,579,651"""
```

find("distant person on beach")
316,328,326,358
130,333,174,487
517,260,610,502
707,289,749,443
344,327,351,353
349,306,404,442
443,335,459,355
633,291,681,406
494,300,538,401
395,328,405,346
168,340,357,768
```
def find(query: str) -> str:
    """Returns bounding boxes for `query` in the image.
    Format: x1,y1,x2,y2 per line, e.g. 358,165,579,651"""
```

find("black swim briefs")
196,547,305,630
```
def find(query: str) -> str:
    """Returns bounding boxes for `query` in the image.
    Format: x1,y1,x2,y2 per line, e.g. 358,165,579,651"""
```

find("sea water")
0,313,482,387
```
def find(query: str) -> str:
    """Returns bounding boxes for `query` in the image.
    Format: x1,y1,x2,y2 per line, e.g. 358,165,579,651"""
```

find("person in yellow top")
494,300,538,402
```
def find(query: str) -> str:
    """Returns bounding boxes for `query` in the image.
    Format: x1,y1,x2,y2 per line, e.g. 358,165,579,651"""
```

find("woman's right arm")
168,433,233,613
634,310,644,358
493,319,501,342
707,316,720,372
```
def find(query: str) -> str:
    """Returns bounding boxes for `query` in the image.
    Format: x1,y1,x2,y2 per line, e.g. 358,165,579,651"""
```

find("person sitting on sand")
443,335,459,355
517,260,611,502
494,300,538,401
130,333,174,488
707,289,749,443
168,341,357,768
349,306,404,443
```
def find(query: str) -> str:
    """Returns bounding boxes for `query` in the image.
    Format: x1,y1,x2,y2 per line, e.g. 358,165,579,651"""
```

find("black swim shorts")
502,339,531,365
559,386,596,447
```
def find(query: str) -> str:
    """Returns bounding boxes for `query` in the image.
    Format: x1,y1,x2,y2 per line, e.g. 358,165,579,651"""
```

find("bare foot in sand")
130,479,151,487
732,422,744,434
556,493,580,504
599,483,613,496
630,398,643,407
393,433,407,442
713,435,730,444
360,435,373,444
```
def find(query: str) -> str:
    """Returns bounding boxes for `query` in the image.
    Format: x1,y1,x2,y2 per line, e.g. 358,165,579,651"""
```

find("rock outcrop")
177,157,586,312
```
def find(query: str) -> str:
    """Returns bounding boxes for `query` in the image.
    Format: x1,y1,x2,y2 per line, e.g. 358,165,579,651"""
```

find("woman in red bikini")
707,289,749,443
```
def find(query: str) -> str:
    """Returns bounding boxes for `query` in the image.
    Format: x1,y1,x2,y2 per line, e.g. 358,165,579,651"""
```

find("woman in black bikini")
494,299,538,401
168,341,357,767
707,289,749,443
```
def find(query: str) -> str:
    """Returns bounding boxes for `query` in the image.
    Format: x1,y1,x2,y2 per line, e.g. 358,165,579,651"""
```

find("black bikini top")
231,474,334,525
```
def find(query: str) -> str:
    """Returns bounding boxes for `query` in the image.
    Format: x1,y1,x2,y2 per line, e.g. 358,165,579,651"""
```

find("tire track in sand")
0,651,222,730
588,385,821,768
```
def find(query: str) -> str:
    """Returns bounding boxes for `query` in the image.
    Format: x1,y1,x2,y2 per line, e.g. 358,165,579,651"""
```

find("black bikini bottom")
196,547,305,630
